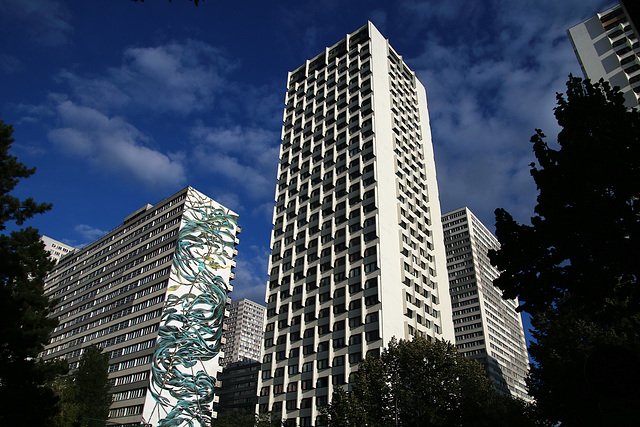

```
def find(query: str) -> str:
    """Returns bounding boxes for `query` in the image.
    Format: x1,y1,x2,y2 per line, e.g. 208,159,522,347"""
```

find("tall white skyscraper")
442,207,530,400
220,298,265,366
568,0,640,108
42,187,240,427
258,22,454,426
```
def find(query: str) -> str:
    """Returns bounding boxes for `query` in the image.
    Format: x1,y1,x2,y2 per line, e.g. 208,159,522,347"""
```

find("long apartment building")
42,187,240,427
442,207,530,400
258,22,455,426
220,298,265,367
568,0,640,108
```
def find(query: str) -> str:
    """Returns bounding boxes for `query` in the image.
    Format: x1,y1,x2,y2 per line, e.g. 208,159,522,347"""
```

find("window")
316,377,329,388
318,358,329,369
302,362,313,372
349,352,362,364
349,334,362,345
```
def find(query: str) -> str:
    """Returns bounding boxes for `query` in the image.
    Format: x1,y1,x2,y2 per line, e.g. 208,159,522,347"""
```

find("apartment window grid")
442,208,530,401
41,191,192,421
264,29,381,423
598,6,640,98
221,299,265,366
389,51,444,340
262,24,450,425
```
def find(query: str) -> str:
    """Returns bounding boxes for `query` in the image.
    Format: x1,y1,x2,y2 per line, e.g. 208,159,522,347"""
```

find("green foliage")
75,345,112,426
212,411,260,427
322,337,546,427
0,119,66,425
489,77,640,425
53,345,112,427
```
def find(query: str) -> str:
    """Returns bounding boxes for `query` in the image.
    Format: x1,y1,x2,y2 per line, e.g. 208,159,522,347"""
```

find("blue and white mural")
144,188,239,427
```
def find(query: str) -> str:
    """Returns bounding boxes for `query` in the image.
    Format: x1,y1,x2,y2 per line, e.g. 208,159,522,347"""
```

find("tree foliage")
74,345,112,426
322,337,546,427
53,345,112,427
0,119,67,425
489,77,640,425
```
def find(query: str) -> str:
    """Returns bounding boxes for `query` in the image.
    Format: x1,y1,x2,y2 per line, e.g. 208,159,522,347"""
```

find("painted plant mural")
146,188,238,427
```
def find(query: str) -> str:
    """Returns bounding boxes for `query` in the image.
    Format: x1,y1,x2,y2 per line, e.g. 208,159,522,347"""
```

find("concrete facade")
41,235,76,264
259,22,454,426
42,187,240,427
220,298,265,367
442,207,530,400
568,1,640,108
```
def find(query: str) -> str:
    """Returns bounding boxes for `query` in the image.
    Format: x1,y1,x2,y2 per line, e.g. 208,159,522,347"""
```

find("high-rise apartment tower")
258,22,454,426
220,298,265,366
41,235,76,264
42,187,240,427
442,207,530,400
568,0,640,108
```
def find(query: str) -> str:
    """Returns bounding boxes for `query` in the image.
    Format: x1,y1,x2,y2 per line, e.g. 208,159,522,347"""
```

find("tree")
489,77,640,425
322,337,545,427
211,411,259,427
74,345,112,426
53,345,112,427
0,119,67,425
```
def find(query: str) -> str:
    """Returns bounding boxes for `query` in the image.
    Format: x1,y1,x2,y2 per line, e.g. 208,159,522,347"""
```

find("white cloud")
75,224,107,242
398,0,606,227
56,40,235,115
191,125,280,201
1,0,73,46
48,100,186,190
230,245,271,304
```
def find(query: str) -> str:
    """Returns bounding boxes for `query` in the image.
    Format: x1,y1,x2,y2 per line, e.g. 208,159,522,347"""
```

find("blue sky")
1,0,610,320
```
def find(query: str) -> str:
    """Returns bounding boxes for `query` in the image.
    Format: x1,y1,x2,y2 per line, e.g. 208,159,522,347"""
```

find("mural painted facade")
144,188,239,426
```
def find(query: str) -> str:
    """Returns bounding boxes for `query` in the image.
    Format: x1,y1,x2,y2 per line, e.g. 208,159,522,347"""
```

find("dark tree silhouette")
0,119,67,426
321,337,546,427
490,77,640,426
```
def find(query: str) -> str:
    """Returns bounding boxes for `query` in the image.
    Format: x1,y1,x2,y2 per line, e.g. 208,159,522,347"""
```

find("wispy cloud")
74,224,108,244
48,100,186,190
231,244,270,304
1,0,73,46
191,125,280,202
398,0,606,226
56,40,235,115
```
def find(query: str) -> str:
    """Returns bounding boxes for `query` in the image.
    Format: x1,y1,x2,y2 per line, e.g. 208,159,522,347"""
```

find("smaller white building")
568,1,640,109
442,207,530,401
41,235,76,264
221,298,265,366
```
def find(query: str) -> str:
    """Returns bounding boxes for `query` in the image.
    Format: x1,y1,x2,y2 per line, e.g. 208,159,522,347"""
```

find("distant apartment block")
568,0,640,108
41,235,76,264
442,207,530,400
259,22,454,426
220,298,265,366
42,187,240,427
215,360,261,418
